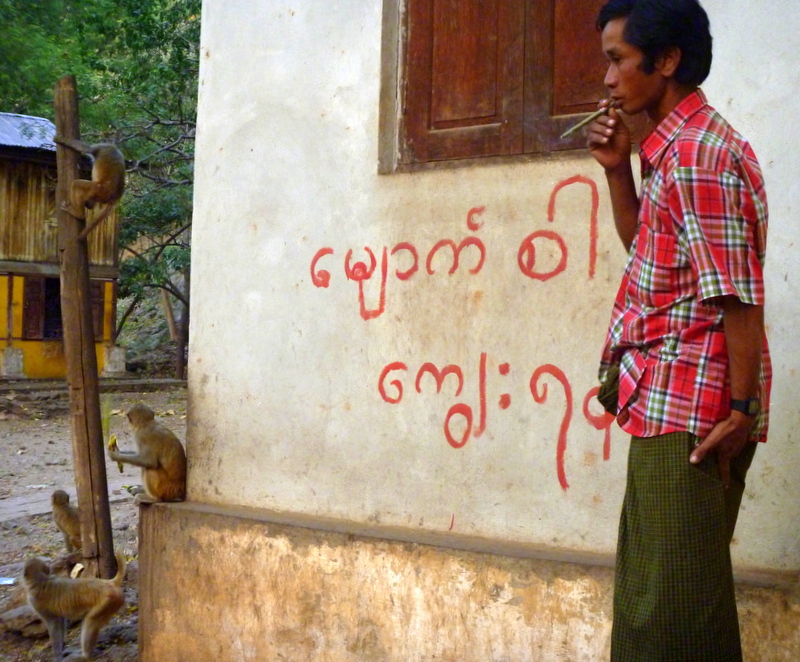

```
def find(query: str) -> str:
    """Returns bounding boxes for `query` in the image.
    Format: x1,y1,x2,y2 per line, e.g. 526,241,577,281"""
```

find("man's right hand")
586,100,639,251
587,101,631,172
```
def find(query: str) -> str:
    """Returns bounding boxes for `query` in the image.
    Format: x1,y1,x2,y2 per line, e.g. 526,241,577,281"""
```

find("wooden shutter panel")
552,0,609,116
42,277,64,339
525,0,608,153
401,0,525,163
23,275,45,340
90,281,104,340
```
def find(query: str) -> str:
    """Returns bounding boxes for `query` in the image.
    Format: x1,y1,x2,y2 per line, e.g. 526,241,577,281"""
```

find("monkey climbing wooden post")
54,74,116,579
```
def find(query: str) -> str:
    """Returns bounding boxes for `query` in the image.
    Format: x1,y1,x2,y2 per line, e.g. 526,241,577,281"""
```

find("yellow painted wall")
0,273,23,339
0,275,112,378
102,280,115,342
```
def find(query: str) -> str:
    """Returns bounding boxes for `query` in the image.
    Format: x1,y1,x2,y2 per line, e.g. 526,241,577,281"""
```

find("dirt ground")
0,386,187,662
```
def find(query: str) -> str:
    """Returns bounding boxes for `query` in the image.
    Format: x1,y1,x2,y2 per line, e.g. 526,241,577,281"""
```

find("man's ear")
656,46,682,78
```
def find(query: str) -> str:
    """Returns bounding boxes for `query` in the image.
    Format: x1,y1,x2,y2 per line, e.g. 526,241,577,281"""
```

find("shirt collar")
640,89,708,170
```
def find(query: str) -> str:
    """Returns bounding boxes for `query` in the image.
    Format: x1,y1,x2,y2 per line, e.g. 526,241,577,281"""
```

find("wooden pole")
54,75,116,579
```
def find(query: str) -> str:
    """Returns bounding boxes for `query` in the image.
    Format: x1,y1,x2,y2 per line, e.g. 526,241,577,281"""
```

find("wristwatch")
730,397,760,417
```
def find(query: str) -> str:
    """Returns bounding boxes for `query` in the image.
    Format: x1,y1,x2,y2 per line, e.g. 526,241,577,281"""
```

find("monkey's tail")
53,134,89,153
112,550,127,586
77,203,115,241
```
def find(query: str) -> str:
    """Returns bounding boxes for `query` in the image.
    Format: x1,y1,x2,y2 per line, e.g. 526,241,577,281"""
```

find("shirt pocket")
638,224,681,308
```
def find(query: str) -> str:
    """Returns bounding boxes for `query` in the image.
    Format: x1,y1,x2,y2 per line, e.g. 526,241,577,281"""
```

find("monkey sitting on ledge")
23,551,126,662
108,403,187,504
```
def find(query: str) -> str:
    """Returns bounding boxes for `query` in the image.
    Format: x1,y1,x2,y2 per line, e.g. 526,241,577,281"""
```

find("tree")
101,0,200,379
0,1,91,116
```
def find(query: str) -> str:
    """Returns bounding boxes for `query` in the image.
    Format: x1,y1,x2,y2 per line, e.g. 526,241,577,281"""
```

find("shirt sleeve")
671,166,766,306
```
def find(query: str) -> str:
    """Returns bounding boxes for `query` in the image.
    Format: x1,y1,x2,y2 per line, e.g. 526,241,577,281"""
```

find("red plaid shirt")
600,90,771,442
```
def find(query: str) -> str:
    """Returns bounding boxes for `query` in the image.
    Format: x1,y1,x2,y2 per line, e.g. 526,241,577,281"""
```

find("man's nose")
604,66,617,88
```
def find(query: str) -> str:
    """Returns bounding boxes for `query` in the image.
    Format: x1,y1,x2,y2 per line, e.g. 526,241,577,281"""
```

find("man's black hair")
597,0,712,87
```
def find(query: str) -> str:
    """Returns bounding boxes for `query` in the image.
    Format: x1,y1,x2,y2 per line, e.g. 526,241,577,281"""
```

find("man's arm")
719,296,764,402
604,161,640,251
587,105,640,251
690,296,764,486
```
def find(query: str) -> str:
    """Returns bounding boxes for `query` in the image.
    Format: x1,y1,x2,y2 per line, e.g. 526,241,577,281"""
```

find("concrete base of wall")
1,347,24,378
100,345,127,377
139,502,800,662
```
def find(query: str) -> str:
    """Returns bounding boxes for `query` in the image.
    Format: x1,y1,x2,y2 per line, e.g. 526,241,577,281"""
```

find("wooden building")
0,112,121,379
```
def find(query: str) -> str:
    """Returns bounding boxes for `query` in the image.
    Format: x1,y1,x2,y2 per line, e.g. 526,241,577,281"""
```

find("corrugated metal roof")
0,113,56,150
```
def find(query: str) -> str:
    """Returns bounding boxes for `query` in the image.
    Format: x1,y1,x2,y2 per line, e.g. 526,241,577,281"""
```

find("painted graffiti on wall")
378,356,614,491
310,175,612,490
311,175,600,320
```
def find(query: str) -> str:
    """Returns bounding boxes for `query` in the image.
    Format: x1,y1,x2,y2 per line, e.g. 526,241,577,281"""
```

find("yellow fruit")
108,435,123,473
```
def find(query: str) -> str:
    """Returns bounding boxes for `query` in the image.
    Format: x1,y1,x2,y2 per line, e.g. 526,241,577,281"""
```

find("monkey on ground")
0,552,82,617
51,490,82,553
108,403,187,504
53,135,125,240
23,550,126,662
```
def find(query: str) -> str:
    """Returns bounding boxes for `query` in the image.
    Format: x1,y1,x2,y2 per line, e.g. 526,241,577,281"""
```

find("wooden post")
54,75,116,579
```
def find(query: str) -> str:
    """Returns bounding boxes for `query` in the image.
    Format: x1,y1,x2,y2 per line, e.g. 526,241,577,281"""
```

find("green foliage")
0,0,92,115
119,187,190,245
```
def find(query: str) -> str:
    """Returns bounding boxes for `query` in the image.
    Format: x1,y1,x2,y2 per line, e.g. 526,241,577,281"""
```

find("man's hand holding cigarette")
585,99,632,172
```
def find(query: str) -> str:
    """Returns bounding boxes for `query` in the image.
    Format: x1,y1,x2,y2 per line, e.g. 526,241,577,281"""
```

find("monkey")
107,403,187,504
51,490,82,553
1,552,83,616
48,551,84,578
23,550,126,662
53,135,126,240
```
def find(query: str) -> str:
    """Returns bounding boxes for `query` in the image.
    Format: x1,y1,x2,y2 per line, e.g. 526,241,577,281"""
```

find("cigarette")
560,102,616,140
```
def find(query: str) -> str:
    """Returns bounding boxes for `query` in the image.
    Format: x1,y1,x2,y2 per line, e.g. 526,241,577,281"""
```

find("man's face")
601,17,666,118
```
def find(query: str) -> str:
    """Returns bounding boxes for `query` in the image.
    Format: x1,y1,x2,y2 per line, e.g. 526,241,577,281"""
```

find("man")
586,0,771,659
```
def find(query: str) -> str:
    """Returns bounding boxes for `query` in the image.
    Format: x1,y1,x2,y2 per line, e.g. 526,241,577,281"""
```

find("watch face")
731,398,759,416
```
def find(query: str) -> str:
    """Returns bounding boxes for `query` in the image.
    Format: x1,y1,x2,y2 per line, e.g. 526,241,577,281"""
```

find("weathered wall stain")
141,504,800,662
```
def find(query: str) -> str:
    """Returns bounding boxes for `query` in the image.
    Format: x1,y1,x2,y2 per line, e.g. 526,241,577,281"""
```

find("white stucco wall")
187,0,800,574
